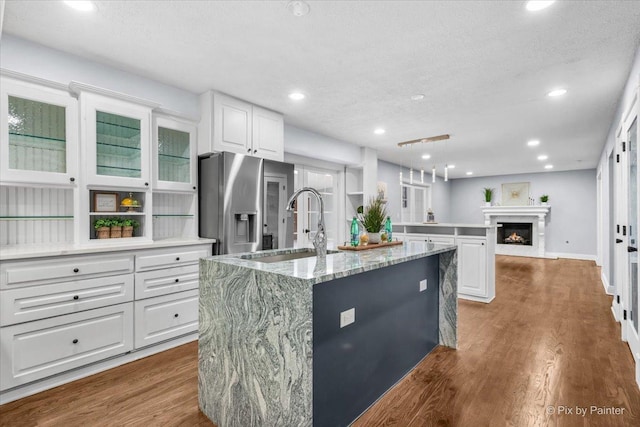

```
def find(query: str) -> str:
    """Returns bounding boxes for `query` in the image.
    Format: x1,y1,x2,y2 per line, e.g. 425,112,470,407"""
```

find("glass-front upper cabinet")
0,76,78,186
153,115,197,192
77,89,153,189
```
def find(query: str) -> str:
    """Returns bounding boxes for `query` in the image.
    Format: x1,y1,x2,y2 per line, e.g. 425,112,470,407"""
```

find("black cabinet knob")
482,242,485,246
72,339,78,344
174,313,179,318
175,278,179,283
73,268,79,273
616,238,623,243
253,149,257,154
247,148,251,153
73,295,79,300
193,186,196,190
145,182,149,186
629,246,638,253
176,257,180,261
70,177,75,182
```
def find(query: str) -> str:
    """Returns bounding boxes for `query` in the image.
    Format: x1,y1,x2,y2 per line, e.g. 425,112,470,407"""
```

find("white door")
615,123,629,338
400,183,430,223
264,174,287,250
293,166,339,249
624,105,639,363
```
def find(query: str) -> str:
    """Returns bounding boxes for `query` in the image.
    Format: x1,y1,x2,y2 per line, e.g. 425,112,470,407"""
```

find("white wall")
0,35,200,118
377,160,451,223
597,45,640,292
449,169,598,257
284,124,362,166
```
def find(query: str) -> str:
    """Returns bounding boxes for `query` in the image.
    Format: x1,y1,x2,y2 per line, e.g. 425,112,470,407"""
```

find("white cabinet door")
153,115,197,192
0,303,133,390
252,106,284,161
0,76,78,186
81,92,152,189
134,289,199,349
213,93,252,155
457,237,488,298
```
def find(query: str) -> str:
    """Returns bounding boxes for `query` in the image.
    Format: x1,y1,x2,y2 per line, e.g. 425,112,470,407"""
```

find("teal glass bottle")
350,217,359,246
385,216,392,242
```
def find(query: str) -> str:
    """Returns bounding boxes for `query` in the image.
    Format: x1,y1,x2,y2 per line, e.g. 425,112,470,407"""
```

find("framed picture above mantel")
501,182,530,206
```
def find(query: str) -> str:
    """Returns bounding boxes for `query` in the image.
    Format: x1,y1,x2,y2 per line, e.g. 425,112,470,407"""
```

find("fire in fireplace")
497,222,533,246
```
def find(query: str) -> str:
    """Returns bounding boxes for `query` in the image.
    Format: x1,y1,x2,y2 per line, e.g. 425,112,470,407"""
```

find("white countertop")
0,238,216,260
395,222,498,228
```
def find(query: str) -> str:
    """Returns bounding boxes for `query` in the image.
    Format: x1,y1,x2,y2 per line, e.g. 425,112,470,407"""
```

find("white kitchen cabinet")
0,75,79,186
153,115,197,192
136,246,210,272
457,237,488,298
198,91,284,161
72,84,155,189
134,289,199,349
0,302,133,391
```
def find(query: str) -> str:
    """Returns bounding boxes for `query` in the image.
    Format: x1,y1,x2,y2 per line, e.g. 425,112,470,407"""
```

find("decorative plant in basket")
94,218,112,239
362,196,388,244
110,217,124,238
122,218,140,238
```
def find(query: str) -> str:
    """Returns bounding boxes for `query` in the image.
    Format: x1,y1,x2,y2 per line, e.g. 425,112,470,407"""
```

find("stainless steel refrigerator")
198,152,294,255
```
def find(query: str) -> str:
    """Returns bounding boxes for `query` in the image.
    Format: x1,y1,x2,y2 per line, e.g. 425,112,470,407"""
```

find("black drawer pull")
174,313,179,318
73,295,79,300
72,339,78,344
70,177,75,182
145,182,149,186
175,257,180,261
175,278,179,283
73,268,79,273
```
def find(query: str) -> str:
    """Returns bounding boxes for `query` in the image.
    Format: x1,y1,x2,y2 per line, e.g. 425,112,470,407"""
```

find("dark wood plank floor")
1,256,639,426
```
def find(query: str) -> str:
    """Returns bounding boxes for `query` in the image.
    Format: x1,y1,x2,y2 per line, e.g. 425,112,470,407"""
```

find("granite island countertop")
201,242,456,284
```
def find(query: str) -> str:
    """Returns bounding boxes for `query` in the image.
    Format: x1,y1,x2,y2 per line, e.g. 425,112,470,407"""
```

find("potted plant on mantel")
540,194,549,206
94,218,111,239
483,187,494,207
362,196,388,244
122,218,140,238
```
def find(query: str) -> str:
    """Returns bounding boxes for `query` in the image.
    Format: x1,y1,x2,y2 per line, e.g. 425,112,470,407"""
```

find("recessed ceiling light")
544,164,554,169
287,0,310,17
288,92,305,100
527,139,540,147
547,88,567,97
448,164,455,169
374,128,386,135
411,94,425,101
421,154,431,159
526,1,556,12
63,0,95,11
466,171,473,176
537,154,548,161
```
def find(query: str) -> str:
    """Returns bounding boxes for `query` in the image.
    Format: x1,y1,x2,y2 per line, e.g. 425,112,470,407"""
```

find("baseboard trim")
0,333,198,405
612,305,620,322
601,271,614,295
545,252,597,261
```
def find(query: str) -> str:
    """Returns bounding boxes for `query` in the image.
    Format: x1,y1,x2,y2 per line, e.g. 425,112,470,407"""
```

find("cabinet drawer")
135,265,199,300
0,303,133,391
1,274,134,326
134,289,198,349
1,254,134,289
427,236,456,245
136,247,210,272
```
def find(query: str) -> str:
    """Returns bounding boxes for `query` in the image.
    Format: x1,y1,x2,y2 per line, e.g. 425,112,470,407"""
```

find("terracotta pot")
110,226,122,238
96,227,110,239
122,225,134,238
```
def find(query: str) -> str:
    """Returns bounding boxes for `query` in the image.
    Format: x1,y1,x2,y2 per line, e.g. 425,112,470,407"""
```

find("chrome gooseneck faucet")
286,187,326,257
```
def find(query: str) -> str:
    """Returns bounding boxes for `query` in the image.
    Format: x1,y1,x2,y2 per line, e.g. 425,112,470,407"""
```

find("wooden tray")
337,240,403,251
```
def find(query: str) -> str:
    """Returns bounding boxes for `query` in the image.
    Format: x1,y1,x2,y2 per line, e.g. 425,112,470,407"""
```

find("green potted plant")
121,218,140,238
362,196,388,244
110,217,124,238
94,218,112,239
482,187,494,207
540,194,549,206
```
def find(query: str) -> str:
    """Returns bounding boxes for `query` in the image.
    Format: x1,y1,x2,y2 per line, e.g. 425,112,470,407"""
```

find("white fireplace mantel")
482,205,551,258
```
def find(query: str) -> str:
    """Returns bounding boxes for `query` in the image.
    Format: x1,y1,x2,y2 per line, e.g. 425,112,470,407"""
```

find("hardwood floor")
1,256,639,426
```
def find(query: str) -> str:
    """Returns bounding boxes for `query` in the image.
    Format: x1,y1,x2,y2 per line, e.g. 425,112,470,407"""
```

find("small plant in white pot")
540,194,549,206
362,196,387,244
483,187,494,207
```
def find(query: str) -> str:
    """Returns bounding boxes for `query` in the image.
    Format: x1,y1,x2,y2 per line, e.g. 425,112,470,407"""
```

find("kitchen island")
198,243,457,427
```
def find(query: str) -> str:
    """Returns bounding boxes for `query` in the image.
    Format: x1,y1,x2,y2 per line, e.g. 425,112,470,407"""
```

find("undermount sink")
241,249,339,264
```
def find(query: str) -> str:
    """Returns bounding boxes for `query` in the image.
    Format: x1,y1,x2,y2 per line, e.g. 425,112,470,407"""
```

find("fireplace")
497,222,533,246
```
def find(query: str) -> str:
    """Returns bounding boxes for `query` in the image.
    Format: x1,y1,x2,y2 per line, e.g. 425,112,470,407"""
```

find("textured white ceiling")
3,0,640,178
